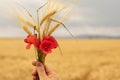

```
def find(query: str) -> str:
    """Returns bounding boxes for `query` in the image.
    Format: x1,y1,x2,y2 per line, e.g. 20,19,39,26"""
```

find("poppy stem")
36,50,46,80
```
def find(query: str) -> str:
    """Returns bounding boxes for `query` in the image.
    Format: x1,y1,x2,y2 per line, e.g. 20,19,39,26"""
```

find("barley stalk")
17,3,37,30
48,23,61,36
16,11,38,32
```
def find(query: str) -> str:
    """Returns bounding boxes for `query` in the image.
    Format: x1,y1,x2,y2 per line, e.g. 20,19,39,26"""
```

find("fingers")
32,61,37,66
32,61,38,80
32,61,48,80
44,64,58,79
32,68,37,80
32,69,37,76
33,76,37,80
36,62,47,78
44,64,54,76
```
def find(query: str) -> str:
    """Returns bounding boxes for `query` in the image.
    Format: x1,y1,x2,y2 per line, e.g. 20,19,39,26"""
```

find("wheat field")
0,39,120,80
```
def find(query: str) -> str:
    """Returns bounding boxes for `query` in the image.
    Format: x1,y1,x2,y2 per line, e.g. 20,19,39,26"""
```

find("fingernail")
36,62,41,67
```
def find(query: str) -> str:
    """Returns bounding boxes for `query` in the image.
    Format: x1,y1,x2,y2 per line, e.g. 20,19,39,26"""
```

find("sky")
0,0,120,38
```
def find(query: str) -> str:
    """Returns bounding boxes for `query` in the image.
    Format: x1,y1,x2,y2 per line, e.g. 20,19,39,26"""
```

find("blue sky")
0,0,120,38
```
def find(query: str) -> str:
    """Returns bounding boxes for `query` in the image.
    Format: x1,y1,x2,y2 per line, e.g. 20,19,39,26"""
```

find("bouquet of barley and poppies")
15,0,73,80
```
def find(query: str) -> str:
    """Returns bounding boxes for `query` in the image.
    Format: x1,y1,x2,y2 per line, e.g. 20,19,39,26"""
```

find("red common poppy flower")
40,36,58,54
24,34,40,49
40,40,53,53
43,36,58,48
24,35,58,54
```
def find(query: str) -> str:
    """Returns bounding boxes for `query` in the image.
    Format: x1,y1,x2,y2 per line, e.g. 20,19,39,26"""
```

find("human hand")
32,61,59,80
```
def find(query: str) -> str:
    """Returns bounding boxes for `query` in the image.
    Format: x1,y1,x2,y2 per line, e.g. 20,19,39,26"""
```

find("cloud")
0,0,120,38
78,0,120,27
70,26,120,37
0,26,25,38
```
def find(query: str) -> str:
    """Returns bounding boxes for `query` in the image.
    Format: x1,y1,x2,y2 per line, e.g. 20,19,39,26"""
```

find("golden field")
0,39,120,80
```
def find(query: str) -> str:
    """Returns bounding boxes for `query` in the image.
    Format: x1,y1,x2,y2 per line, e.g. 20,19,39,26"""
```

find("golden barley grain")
39,11,56,26
48,23,61,35
22,24,32,35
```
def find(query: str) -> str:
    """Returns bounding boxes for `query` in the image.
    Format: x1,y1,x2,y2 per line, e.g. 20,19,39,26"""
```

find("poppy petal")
26,44,31,49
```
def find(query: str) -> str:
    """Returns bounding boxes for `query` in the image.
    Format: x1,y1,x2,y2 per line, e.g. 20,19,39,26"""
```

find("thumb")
36,62,47,79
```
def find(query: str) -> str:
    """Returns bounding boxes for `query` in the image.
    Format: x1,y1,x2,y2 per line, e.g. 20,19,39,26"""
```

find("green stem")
36,50,47,80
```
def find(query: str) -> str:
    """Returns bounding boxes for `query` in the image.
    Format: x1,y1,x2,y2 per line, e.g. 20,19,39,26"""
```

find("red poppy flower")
24,34,40,49
24,35,58,54
40,40,53,53
39,36,58,54
43,36,58,48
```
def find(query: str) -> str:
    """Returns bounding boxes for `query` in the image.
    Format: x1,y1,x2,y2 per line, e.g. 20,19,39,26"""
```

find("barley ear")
39,11,56,26
17,3,36,26
48,18,74,37
22,24,32,35
43,19,51,37
16,10,37,31
48,23,61,36
36,2,48,35
16,11,26,24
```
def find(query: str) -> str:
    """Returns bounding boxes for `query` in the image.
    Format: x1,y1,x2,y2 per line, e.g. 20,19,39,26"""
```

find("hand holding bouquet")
24,34,58,63
15,0,73,80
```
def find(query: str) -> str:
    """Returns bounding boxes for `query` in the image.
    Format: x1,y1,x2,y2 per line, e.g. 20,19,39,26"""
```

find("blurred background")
0,0,120,38
0,0,120,80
